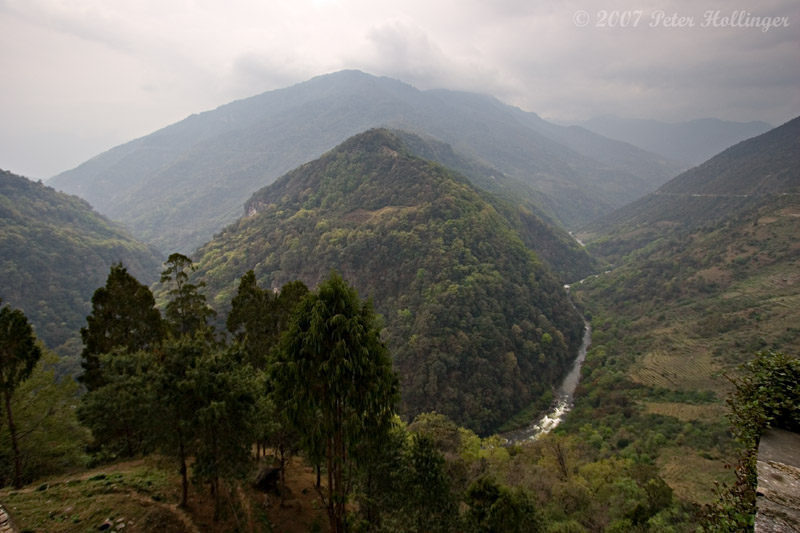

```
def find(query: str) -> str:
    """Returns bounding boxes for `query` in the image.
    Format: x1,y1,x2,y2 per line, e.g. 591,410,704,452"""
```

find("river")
501,319,592,444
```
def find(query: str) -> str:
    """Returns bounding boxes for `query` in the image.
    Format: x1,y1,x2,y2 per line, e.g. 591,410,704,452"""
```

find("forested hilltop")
190,128,585,434
0,169,162,362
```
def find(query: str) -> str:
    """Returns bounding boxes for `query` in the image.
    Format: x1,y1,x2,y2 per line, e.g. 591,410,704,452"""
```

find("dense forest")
0,170,163,364
191,129,585,434
0,113,798,532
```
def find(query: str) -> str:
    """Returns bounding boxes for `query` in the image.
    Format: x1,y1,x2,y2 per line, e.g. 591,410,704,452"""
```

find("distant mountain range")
575,116,773,167
48,70,681,253
581,116,799,264
0,169,162,362
190,129,586,434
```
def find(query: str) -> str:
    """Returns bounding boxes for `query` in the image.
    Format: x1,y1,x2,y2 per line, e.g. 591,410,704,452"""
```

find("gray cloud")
0,0,797,180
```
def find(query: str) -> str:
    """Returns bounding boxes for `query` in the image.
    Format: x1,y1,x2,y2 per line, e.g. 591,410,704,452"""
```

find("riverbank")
501,321,592,444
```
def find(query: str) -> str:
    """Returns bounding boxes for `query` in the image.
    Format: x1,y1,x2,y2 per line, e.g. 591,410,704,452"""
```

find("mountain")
189,129,586,434
565,116,800,502
0,169,163,363
577,116,773,167
49,70,680,253
580,116,800,265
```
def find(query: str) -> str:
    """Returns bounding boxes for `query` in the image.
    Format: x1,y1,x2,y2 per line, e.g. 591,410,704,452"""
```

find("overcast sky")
1,0,798,180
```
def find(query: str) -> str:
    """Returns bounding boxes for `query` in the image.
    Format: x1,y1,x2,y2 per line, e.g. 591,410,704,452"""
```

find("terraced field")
643,402,728,423
629,344,724,393
658,448,733,503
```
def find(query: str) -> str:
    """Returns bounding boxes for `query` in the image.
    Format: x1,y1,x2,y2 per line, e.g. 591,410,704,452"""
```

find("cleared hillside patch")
644,401,728,422
659,448,734,504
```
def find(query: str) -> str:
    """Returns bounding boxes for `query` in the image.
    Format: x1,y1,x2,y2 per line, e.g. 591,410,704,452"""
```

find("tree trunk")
278,443,287,505
179,437,189,508
4,389,22,489
212,476,220,521
327,439,338,533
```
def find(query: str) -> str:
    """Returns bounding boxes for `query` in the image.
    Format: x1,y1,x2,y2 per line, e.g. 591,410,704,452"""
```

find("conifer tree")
79,263,164,390
160,253,215,339
272,272,398,533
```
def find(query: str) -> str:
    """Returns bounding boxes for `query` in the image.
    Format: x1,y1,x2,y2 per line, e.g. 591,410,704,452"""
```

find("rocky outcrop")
755,429,800,532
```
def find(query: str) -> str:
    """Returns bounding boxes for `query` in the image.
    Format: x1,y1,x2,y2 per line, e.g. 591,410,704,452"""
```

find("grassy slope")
0,455,327,533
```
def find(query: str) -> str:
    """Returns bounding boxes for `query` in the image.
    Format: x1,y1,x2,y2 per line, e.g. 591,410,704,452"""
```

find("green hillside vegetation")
50,70,680,252
0,170,163,364
580,116,800,265
191,129,586,434
564,117,800,509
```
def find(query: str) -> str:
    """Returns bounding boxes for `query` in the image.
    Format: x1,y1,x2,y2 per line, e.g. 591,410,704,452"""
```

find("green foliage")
148,336,205,507
726,350,800,448
701,350,800,532
227,271,308,368
399,434,459,531
0,301,44,488
0,302,42,395
195,129,584,434
160,253,216,339
0,351,87,487
272,271,399,533
189,346,258,520
0,170,162,363
77,349,156,458
464,477,542,533
79,263,165,390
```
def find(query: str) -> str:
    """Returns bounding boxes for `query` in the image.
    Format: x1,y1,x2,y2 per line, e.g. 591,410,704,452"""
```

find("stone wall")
755,428,800,532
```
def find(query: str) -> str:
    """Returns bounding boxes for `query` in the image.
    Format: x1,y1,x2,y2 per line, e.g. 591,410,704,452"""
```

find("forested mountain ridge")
49,69,680,253
246,129,598,283
581,116,800,265
191,128,586,434
0,169,162,361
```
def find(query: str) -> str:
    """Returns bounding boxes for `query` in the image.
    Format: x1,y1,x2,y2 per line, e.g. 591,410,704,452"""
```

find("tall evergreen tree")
79,263,164,390
160,253,215,339
227,270,274,367
0,301,43,488
272,272,398,533
190,347,258,520
149,336,204,508
227,272,308,368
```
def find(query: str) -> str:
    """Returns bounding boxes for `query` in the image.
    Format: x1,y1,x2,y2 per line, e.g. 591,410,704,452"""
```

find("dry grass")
0,454,329,533
643,402,728,423
629,347,723,392
659,448,733,504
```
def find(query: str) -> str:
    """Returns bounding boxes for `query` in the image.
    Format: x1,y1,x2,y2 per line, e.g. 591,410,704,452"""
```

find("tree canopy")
79,263,165,390
272,271,399,533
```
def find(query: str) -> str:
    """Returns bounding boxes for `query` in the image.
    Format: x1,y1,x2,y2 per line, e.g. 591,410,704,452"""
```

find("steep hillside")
191,129,585,434
49,70,679,253
564,116,800,502
581,116,800,265
0,169,162,361
577,116,773,166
